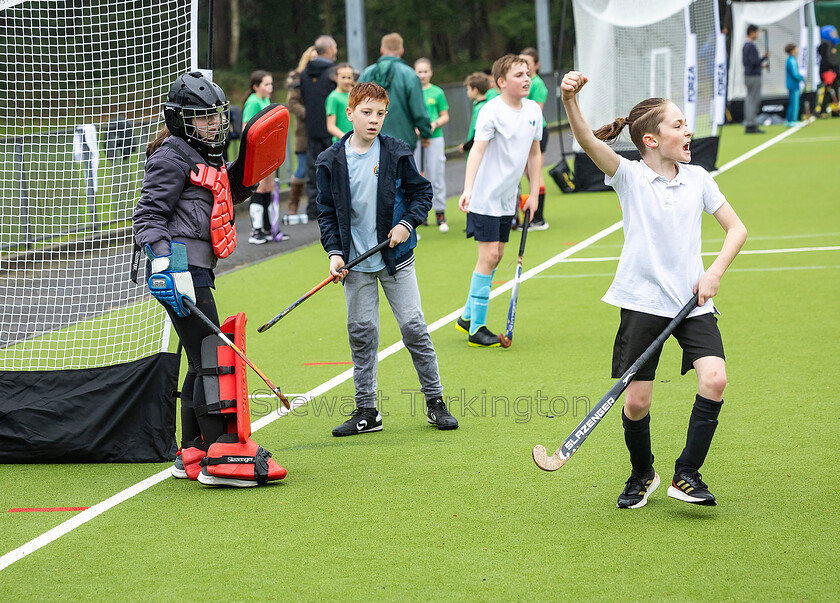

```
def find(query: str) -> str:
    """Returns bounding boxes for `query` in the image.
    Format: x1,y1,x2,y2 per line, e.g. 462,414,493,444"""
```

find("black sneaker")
248,229,267,245
332,407,383,437
426,398,458,430
617,470,660,509
468,326,501,347
668,470,717,505
455,316,470,334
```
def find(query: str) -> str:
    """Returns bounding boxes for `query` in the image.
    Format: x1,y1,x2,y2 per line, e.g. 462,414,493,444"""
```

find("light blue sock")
468,271,493,335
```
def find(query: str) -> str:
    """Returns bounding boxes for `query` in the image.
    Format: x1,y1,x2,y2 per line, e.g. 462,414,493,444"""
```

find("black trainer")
668,470,717,505
455,316,470,334
617,470,660,509
426,398,458,430
468,326,501,347
332,407,383,437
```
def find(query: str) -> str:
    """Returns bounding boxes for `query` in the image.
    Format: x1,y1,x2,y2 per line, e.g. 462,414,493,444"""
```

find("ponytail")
593,117,631,143
146,125,171,158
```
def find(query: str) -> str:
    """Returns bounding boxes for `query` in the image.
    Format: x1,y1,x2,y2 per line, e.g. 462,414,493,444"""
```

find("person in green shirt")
414,58,450,232
521,48,550,230
459,71,491,156
243,70,287,243
325,63,355,142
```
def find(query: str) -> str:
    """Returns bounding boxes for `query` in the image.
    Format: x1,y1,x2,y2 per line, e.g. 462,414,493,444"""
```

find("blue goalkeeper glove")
144,242,196,318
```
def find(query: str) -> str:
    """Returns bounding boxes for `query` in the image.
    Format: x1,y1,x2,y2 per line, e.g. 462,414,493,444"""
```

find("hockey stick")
499,208,531,348
182,298,290,409
762,28,770,72
258,238,392,332
532,293,699,471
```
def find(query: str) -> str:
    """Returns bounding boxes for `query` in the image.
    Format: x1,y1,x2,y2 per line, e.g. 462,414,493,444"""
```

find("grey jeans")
343,262,443,408
744,75,762,127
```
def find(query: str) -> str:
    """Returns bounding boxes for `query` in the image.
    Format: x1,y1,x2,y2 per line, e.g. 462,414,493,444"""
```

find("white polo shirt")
602,156,726,318
468,96,543,217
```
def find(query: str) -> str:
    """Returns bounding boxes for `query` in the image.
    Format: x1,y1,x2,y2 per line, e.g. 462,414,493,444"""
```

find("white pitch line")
0,118,814,573
534,265,840,279
547,245,840,266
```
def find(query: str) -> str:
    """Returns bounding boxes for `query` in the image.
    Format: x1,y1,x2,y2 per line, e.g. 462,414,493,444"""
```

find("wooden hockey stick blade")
532,444,569,471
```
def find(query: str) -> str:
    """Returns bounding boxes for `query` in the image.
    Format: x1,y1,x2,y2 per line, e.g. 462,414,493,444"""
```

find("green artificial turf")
0,121,838,600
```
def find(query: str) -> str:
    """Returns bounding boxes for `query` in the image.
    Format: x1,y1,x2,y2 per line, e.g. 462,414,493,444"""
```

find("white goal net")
571,0,725,153
0,0,194,371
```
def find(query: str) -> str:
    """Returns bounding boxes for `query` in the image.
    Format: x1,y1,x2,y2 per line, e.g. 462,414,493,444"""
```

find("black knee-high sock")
260,192,272,230
623,409,654,475
675,394,723,474
534,186,546,222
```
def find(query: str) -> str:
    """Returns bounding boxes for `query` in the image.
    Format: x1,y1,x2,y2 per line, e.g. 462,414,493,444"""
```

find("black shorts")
539,127,549,153
611,309,725,380
466,211,514,243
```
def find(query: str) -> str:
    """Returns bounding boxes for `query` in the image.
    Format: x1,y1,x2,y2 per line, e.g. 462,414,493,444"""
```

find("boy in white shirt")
456,54,543,347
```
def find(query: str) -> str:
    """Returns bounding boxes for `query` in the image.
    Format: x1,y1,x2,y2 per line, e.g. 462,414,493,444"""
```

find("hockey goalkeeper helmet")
164,72,230,158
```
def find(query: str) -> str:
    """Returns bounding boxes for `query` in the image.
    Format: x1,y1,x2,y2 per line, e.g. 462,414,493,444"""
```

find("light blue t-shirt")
345,136,385,272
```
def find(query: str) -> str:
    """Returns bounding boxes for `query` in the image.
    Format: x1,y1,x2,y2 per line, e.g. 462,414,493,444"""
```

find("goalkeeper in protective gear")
132,71,287,486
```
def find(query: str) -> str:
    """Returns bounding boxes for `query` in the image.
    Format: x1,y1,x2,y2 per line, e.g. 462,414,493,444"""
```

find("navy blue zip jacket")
315,132,432,275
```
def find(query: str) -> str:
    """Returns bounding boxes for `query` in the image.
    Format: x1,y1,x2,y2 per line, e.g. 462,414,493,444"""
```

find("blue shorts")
466,212,514,243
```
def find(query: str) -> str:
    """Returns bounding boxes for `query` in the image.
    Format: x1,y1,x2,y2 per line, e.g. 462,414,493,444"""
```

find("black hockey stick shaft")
258,238,391,332
183,298,290,408
533,294,699,470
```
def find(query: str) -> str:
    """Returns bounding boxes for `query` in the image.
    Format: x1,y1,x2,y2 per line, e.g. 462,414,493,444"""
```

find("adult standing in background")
742,24,769,134
299,35,338,219
358,32,431,148
285,45,317,217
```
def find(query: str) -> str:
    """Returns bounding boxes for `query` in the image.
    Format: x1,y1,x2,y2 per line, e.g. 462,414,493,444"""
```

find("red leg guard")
199,434,286,487
181,445,206,481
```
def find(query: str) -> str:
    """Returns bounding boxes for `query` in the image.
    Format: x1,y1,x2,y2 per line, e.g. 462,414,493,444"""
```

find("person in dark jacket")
358,32,432,148
315,82,458,437
743,24,769,133
133,72,285,487
299,35,338,218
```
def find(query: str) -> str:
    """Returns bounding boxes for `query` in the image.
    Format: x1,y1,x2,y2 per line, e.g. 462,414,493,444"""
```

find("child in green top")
325,63,355,143
243,70,285,244
459,71,491,155
520,48,550,230
414,57,450,232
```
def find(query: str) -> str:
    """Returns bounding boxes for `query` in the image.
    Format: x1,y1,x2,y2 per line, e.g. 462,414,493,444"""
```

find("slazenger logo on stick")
563,397,616,450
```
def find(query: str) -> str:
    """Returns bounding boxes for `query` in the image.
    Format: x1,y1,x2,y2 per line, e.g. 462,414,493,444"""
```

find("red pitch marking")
8,507,89,513
303,361,353,366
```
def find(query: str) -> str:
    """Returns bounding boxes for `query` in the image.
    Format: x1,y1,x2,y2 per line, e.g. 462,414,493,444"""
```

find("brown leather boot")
288,181,304,215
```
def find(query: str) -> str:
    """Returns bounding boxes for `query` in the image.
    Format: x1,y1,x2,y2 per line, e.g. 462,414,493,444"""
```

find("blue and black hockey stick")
499,206,531,348
532,293,699,470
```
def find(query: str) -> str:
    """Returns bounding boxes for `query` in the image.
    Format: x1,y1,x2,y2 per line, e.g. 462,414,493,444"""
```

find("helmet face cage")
182,103,231,151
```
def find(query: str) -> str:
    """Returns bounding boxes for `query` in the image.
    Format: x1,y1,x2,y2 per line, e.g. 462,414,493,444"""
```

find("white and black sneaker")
668,470,717,505
426,398,458,430
248,229,267,245
617,470,660,509
332,407,383,437
170,450,188,479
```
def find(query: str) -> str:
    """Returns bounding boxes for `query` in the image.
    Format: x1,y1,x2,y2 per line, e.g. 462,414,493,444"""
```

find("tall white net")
0,0,193,370
728,0,820,100
571,0,724,152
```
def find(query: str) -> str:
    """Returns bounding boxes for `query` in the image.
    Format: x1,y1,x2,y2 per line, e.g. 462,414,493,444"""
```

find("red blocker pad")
238,104,289,186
